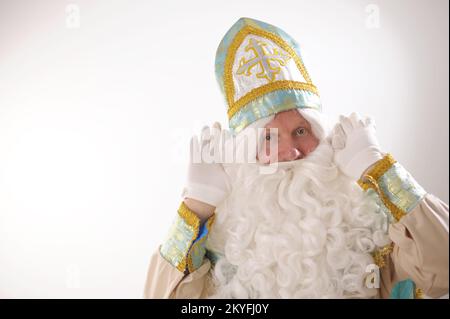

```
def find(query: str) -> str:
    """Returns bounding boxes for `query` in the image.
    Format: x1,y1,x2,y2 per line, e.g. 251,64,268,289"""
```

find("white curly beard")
206,140,391,299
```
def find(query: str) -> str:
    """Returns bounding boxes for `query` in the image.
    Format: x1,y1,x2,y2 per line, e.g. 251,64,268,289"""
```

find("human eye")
263,128,279,142
295,127,307,136
265,129,275,141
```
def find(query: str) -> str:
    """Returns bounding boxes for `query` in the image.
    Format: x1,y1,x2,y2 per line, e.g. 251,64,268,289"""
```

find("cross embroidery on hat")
236,38,291,83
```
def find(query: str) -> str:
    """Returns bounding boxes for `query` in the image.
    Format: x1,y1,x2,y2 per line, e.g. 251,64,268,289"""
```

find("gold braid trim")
224,25,319,120
358,153,396,188
178,201,201,230
186,213,216,274
372,243,394,268
358,154,406,222
175,201,201,272
227,81,319,119
415,288,424,299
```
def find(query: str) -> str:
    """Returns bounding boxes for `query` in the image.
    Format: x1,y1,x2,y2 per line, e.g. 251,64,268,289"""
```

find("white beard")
206,140,391,299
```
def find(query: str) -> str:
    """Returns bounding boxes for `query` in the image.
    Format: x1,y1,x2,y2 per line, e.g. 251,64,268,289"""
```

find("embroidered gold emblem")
236,38,291,83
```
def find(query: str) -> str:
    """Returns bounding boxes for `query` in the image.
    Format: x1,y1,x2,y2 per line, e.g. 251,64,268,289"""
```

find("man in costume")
143,17,449,298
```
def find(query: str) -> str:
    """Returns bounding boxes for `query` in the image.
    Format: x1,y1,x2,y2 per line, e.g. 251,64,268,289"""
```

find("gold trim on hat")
224,25,319,120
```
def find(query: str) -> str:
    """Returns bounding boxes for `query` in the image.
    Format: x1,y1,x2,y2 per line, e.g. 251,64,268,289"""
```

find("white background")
0,0,448,298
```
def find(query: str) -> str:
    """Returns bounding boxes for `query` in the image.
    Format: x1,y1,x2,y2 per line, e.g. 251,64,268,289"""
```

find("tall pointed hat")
215,17,322,134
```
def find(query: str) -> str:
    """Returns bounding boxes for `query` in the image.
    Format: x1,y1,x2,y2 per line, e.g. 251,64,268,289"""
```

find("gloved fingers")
348,112,361,127
191,126,214,164
331,123,346,149
331,133,345,150
201,141,214,163
200,125,211,143
209,123,225,162
333,122,346,138
200,125,215,162
363,116,376,129
221,128,234,143
211,122,236,163
339,115,354,135
222,130,237,163
203,122,225,143
210,122,222,144
212,121,221,130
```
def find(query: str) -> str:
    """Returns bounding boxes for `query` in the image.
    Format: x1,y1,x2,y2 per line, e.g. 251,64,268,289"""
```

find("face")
257,109,320,164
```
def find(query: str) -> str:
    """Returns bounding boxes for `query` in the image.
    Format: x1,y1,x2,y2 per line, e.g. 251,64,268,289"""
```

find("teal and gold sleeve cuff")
358,154,426,222
159,201,215,274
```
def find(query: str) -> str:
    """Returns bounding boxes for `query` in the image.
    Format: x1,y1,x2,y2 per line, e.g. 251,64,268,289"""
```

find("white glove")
331,112,383,180
181,122,232,207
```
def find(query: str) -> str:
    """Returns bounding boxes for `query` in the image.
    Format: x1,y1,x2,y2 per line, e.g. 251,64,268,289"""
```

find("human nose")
278,140,303,162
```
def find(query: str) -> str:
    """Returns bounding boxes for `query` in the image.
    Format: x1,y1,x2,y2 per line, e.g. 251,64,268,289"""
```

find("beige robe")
143,193,449,299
